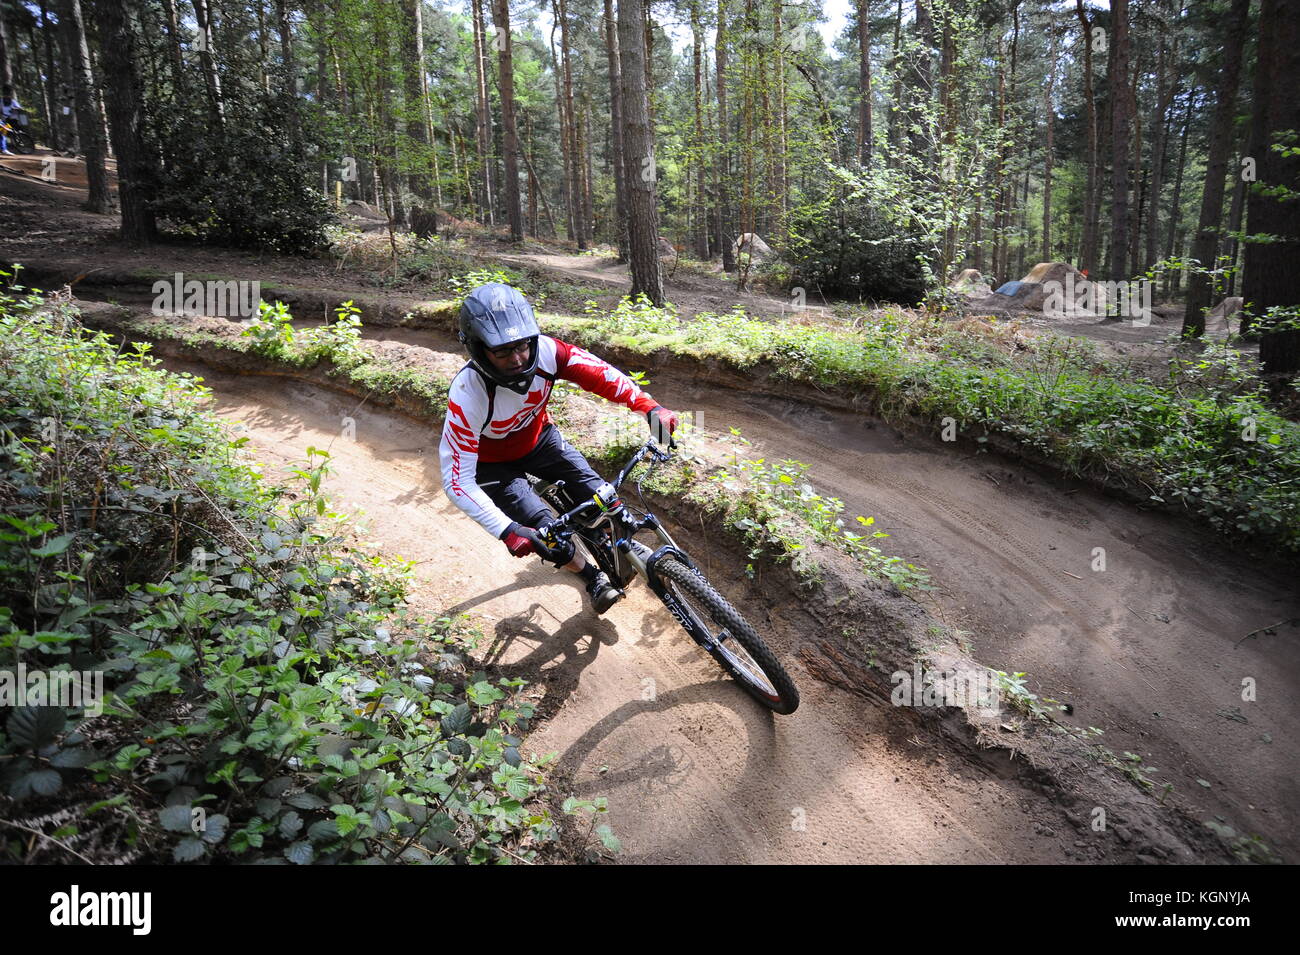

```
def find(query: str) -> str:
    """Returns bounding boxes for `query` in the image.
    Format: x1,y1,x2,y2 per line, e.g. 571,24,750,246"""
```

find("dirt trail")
343,323,1300,860
159,354,1107,864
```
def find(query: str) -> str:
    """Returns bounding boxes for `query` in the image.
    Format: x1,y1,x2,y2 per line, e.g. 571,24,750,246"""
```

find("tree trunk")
604,0,628,261
1107,0,1131,282
558,0,585,248
1076,0,1099,273
618,0,663,304
856,0,872,165
1224,152,1247,298
910,0,934,163
399,0,431,201
579,91,594,247
1243,0,1300,377
691,1,709,258
716,0,734,272
191,0,224,124
38,3,61,151
1163,90,1194,296
490,0,523,241
59,0,110,212
158,0,186,85
93,0,157,242
471,0,494,225
1182,0,1250,337
548,14,573,241
1143,0,1180,273
0,13,12,88
275,0,300,158
1041,38,1055,263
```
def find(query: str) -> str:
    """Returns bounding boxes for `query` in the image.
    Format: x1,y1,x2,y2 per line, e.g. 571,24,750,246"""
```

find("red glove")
501,524,537,558
647,405,678,445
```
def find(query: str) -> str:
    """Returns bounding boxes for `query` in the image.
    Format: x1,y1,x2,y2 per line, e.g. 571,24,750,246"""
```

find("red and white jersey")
440,335,659,538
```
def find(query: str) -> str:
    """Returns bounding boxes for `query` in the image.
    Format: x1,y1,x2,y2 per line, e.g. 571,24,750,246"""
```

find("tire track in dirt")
337,321,1298,858
159,355,1088,864
661,380,1300,859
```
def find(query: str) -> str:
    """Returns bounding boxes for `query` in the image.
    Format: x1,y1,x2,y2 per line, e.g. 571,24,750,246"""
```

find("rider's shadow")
489,602,619,715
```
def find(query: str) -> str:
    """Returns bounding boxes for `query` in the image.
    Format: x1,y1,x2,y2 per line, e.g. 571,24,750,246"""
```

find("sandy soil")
9,166,1296,862
159,355,1095,864
340,322,1299,860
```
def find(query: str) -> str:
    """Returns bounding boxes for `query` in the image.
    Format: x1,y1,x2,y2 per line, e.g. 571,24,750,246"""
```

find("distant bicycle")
531,436,801,715
1,109,35,154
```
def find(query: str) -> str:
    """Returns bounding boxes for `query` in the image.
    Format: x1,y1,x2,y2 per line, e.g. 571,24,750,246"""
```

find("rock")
733,232,775,264
949,268,993,298
1204,296,1243,339
657,236,678,260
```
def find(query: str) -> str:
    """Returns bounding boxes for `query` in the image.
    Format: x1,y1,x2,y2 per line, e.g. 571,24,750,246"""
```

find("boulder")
733,232,775,264
949,268,993,298
1205,296,1243,338
657,236,677,260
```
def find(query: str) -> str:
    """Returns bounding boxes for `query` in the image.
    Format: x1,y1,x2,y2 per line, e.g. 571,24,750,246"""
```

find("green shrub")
0,277,568,864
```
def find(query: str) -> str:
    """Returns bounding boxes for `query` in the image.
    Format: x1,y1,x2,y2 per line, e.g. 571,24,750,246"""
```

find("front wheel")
10,130,35,154
655,558,800,715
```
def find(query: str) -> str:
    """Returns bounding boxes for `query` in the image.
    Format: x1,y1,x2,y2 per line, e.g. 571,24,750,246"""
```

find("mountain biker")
439,282,678,614
0,85,21,155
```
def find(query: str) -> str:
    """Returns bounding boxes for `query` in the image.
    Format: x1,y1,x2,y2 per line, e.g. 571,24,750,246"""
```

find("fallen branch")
1235,618,1298,649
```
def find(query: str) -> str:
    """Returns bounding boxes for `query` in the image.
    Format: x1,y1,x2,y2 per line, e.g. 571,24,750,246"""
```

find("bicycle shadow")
549,682,783,858
440,571,620,718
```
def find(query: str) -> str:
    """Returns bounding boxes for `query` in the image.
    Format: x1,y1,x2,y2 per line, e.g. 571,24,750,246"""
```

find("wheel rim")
667,577,781,701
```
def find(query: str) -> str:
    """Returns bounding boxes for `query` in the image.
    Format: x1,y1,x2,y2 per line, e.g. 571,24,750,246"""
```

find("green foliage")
150,93,336,255
712,454,931,592
546,302,1300,553
0,282,567,864
785,172,931,303
448,268,523,307
584,295,681,337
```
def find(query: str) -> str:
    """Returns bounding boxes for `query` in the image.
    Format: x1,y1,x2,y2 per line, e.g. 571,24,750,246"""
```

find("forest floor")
4,157,1298,863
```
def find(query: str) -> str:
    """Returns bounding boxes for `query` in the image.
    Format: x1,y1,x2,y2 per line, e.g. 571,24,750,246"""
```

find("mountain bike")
531,437,800,715
0,110,35,154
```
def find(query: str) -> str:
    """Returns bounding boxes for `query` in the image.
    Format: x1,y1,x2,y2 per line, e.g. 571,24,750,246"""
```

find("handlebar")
539,437,675,544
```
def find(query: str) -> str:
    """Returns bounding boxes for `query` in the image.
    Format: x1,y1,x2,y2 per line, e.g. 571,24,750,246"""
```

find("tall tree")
471,0,494,224
856,0,872,165
94,0,157,242
1041,27,1057,263
1182,0,1250,337
1143,0,1181,273
1242,0,1300,376
400,0,432,202
491,0,524,241
1107,0,1132,282
1075,0,1099,273
603,0,628,261
275,0,301,158
59,0,109,213
0,8,13,87
691,0,709,258
191,0,225,124
716,0,735,271
618,0,663,304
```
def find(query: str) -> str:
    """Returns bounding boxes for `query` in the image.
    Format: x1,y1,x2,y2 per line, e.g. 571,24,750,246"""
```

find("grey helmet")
458,282,541,395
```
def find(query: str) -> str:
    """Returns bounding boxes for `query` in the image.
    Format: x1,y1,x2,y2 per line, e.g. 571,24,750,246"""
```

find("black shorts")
476,424,605,531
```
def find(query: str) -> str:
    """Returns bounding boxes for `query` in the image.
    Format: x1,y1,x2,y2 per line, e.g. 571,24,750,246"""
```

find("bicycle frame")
535,438,698,595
